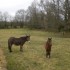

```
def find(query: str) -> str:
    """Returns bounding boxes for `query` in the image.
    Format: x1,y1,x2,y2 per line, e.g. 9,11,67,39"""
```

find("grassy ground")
0,48,7,70
0,28,70,70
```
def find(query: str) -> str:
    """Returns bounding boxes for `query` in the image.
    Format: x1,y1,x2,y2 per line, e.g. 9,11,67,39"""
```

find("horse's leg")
46,49,51,58
46,52,50,58
8,44,12,52
48,52,51,58
46,49,48,58
20,45,23,52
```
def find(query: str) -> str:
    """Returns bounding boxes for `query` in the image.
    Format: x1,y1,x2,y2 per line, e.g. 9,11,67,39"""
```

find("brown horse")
8,35,30,52
45,38,52,58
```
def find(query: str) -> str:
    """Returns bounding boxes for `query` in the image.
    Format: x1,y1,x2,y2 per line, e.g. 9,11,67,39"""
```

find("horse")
8,35,30,52
45,38,52,58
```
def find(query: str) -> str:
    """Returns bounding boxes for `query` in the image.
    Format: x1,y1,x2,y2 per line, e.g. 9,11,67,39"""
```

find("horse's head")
26,35,30,41
48,37,52,42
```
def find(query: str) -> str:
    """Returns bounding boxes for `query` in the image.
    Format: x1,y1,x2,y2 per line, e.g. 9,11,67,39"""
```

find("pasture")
0,28,70,70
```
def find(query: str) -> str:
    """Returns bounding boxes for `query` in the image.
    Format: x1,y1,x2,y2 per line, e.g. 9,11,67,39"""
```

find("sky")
0,0,34,16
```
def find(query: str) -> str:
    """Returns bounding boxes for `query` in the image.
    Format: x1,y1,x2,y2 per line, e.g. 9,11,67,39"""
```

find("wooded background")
0,0,70,32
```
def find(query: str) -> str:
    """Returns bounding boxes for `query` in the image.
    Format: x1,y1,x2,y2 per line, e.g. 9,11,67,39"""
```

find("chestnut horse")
45,38,52,58
8,35,30,52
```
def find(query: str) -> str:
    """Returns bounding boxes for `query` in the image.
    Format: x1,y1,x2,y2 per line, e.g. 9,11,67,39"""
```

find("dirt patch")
0,48,7,70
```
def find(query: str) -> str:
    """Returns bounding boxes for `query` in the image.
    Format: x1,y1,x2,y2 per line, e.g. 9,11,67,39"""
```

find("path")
0,48,7,70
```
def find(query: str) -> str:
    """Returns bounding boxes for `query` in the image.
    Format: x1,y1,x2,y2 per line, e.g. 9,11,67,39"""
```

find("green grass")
0,28,70,70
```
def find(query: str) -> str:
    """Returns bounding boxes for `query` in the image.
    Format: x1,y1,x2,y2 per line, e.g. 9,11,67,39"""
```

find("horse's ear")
50,37,52,40
48,37,52,40
25,34,30,37
29,34,30,36
25,34,27,36
28,34,30,36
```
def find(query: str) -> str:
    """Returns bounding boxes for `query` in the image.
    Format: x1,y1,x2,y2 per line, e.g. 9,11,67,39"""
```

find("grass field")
0,28,70,70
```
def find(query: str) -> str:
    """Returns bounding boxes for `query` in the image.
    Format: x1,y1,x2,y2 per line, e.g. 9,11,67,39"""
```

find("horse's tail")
8,40,12,52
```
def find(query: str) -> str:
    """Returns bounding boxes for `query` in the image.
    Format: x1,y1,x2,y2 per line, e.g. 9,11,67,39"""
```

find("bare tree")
39,0,64,31
0,11,3,21
64,0,70,31
26,0,40,29
14,9,25,28
3,12,9,28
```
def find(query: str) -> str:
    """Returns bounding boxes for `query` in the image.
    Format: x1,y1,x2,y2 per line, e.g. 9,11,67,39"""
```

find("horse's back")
8,37,15,43
45,42,52,51
8,37,15,40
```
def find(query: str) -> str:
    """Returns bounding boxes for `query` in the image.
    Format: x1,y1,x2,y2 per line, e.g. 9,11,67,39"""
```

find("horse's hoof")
20,50,23,52
9,51,12,52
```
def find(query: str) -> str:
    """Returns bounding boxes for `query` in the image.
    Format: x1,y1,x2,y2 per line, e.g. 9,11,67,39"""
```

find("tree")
14,9,25,28
39,0,64,31
64,0,70,31
26,0,42,29
0,11,3,21
3,12,10,28
0,11,4,28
